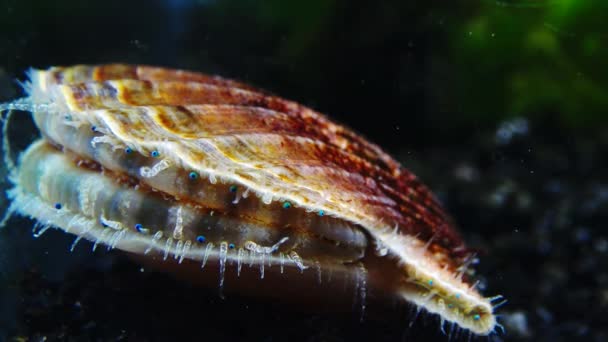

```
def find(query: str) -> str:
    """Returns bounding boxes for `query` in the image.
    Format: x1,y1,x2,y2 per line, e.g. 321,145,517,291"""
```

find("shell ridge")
54,75,398,176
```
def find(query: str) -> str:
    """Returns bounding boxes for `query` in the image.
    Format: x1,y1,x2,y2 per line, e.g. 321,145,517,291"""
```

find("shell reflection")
1,65,500,336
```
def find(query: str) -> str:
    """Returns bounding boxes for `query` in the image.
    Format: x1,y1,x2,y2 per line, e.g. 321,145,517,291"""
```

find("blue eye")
228,243,235,249
54,203,62,210
196,235,206,243
125,147,133,154
188,171,199,180
282,201,291,209
151,150,160,158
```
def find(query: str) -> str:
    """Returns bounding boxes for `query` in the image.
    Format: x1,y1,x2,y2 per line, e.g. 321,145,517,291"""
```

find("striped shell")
1,64,499,336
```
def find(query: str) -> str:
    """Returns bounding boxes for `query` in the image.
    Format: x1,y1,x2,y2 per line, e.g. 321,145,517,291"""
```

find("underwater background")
0,0,606,341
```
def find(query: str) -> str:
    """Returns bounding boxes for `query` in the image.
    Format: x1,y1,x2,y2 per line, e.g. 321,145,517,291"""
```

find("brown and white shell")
1,64,500,336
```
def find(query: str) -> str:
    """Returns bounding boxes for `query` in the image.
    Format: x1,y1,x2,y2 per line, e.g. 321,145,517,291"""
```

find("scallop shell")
0,64,499,336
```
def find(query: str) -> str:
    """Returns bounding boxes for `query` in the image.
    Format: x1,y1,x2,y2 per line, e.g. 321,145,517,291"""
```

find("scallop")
0,64,501,336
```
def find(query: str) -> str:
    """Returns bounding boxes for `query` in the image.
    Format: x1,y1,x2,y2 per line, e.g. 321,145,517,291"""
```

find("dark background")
0,1,606,341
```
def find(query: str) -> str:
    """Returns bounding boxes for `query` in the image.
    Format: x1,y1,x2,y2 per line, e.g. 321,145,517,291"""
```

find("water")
0,1,607,341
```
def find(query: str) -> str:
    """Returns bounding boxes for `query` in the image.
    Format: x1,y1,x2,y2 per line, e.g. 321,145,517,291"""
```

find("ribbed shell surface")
33,64,467,270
